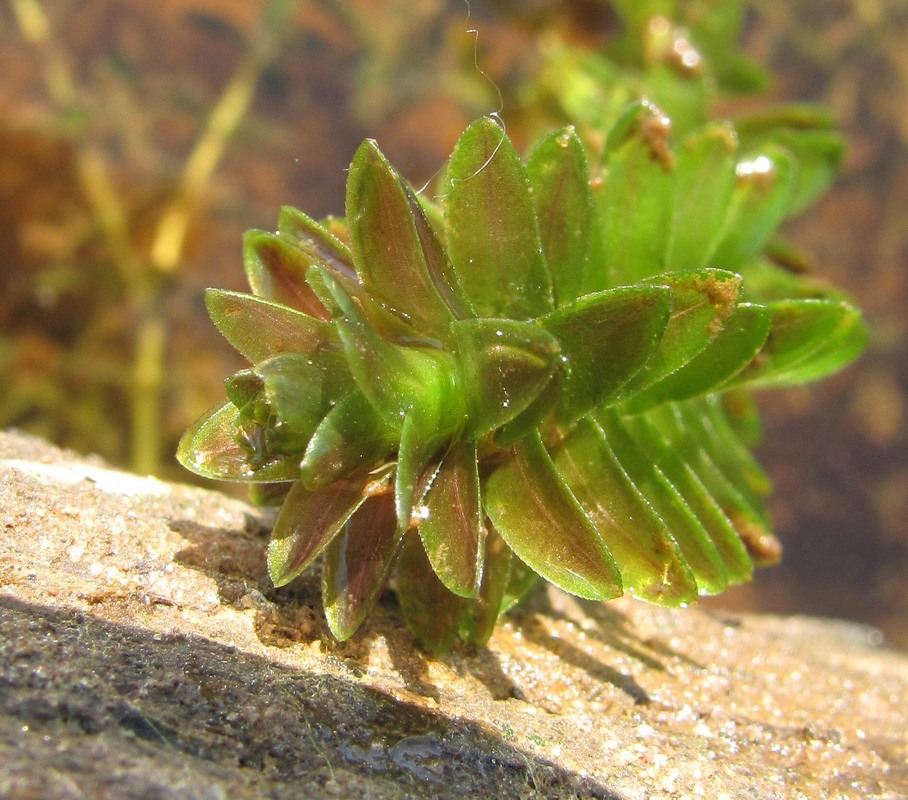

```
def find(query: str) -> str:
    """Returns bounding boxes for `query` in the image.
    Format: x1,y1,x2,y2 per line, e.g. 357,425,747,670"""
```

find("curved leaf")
450,317,561,437
267,477,372,587
323,493,401,641
552,418,698,605
541,285,671,422
526,126,594,306
176,401,299,482
418,441,485,598
623,302,770,411
205,290,334,364
443,117,554,319
483,432,622,601
300,392,396,490
347,140,455,336
618,269,742,398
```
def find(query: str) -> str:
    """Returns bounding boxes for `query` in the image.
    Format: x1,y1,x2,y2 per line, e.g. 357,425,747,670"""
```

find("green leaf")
526,127,594,306
277,206,357,280
484,432,622,601
243,230,332,319
205,290,334,364
596,409,730,594
418,441,485,598
176,401,299,482
619,412,754,584
735,105,845,215
761,305,867,385
443,117,554,319
325,271,463,426
299,392,396,490
253,352,352,443
396,405,447,534
457,529,512,647
323,493,401,641
497,551,539,616
647,404,776,564
726,299,856,389
346,140,455,337
267,477,372,587
622,302,770,411
450,318,561,438
617,269,742,399
598,102,676,284
664,123,738,272
541,286,671,422
396,533,464,653
552,418,698,605
711,145,796,271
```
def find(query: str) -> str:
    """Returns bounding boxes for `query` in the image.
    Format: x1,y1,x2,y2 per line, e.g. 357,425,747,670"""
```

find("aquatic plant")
178,95,865,648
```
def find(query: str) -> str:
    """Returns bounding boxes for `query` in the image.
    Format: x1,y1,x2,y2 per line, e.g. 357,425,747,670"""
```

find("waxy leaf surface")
347,140,455,337
267,477,371,587
484,432,622,601
323,494,401,641
552,418,698,605
419,441,485,597
527,127,593,306
541,286,671,422
444,118,553,319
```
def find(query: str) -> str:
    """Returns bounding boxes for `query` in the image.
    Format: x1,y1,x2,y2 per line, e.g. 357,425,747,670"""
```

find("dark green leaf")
541,286,671,422
419,441,485,598
552,418,698,605
443,117,553,319
323,493,401,641
483,432,622,601
526,127,594,306
267,477,372,587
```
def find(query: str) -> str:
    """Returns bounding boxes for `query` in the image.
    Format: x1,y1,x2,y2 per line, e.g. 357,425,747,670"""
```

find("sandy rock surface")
1,430,906,799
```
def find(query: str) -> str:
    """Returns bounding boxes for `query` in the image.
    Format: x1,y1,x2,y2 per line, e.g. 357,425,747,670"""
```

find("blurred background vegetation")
1,0,905,648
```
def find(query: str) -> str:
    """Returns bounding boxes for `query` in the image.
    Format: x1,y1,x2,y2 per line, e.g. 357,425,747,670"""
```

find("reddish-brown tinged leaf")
267,478,371,587
205,289,334,364
396,533,464,653
323,493,401,641
243,230,331,319
527,127,594,306
418,441,485,598
346,140,455,337
552,418,698,605
176,401,299,482
443,117,554,319
484,432,623,601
